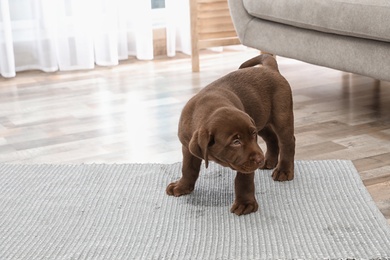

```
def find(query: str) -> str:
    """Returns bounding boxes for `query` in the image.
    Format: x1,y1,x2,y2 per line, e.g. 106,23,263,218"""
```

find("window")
151,0,165,9
151,0,166,28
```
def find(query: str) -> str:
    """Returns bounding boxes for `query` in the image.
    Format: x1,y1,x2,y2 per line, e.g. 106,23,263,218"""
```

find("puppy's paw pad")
230,200,259,216
272,168,294,181
166,181,193,197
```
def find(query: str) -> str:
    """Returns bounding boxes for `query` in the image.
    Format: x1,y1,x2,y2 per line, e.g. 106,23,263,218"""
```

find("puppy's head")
189,107,264,173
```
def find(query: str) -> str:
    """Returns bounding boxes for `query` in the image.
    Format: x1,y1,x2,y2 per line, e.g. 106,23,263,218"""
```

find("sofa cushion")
243,0,390,42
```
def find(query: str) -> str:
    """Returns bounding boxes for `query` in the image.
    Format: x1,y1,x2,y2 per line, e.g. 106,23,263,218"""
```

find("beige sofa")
228,0,390,82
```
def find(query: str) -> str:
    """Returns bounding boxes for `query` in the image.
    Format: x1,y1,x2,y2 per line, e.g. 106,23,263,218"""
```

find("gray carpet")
0,160,389,259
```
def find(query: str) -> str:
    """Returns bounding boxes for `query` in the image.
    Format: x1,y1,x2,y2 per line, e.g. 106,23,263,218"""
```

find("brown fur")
166,54,295,215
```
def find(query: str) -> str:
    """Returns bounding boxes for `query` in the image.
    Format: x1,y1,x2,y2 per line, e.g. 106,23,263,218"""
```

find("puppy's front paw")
166,181,194,197
230,200,259,216
272,167,294,181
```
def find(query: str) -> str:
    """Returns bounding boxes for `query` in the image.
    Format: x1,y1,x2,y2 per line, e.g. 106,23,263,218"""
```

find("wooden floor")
1,48,389,223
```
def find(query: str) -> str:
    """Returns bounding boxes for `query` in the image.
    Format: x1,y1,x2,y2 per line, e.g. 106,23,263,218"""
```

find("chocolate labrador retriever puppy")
166,54,295,215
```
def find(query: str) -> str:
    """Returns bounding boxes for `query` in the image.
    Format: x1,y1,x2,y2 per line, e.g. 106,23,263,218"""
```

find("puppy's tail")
239,54,279,72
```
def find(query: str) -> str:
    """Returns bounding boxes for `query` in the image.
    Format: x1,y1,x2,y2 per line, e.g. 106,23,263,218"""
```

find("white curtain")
0,0,190,78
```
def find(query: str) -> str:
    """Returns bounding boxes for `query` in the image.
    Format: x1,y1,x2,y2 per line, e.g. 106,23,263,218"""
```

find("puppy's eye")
232,139,241,146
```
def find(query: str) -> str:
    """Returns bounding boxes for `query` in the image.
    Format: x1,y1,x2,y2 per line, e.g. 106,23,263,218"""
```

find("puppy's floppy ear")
189,128,214,168
249,116,256,126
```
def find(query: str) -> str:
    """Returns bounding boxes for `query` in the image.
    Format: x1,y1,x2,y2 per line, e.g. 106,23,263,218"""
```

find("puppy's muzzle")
230,152,264,173
250,152,263,165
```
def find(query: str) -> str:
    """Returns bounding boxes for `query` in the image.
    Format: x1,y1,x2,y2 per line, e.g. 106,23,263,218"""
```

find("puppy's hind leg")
272,117,295,181
258,126,279,169
166,145,202,196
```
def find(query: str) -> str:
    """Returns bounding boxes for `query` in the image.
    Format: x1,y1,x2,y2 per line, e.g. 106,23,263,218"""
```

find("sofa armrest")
228,0,253,43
